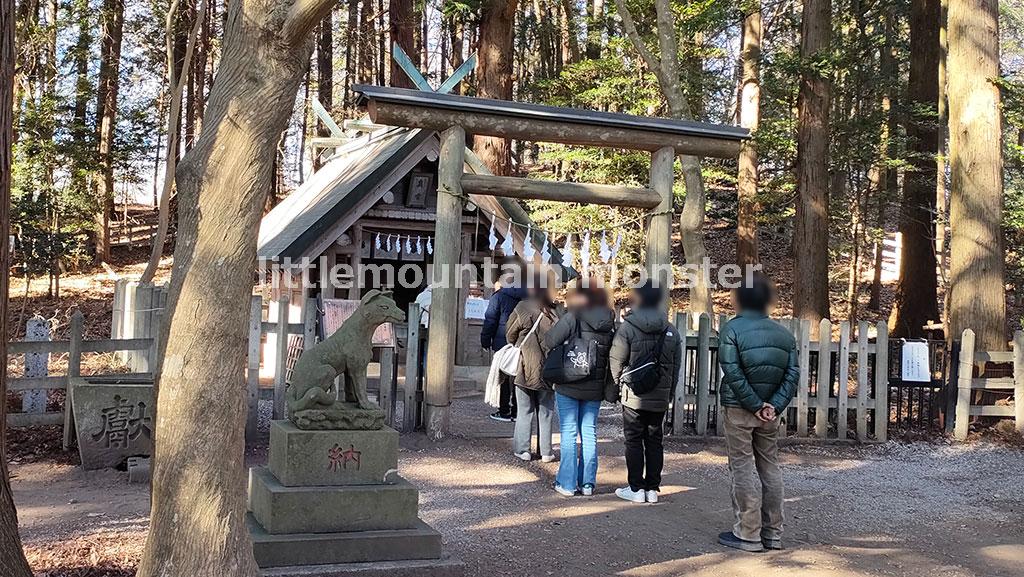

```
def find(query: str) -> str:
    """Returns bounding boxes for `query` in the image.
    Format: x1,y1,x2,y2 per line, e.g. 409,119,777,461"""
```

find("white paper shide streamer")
426,237,433,255
500,222,514,255
540,232,551,263
488,219,498,250
580,231,591,273
522,224,535,260
599,231,611,263
561,234,574,269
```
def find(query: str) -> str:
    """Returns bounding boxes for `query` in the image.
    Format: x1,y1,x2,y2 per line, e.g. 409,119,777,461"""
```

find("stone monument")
73,380,154,470
248,291,462,576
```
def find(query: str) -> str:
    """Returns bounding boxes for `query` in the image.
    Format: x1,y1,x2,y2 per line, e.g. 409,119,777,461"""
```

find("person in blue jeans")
543,280,616,496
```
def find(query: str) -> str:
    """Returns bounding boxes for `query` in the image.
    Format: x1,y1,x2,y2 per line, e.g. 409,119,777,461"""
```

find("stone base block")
248,514,441,568
269,421,398,486
248,467,418,534
72,382,154,470
259,557,465,577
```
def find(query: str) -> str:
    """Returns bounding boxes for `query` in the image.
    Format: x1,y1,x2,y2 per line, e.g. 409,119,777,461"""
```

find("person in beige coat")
505,286,559,461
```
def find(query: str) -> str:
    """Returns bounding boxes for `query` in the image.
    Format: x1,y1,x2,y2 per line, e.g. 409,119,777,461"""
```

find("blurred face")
567,291,587,309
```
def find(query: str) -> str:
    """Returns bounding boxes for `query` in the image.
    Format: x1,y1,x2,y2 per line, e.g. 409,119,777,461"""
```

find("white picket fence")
669,313,889,442
954,329,1024,440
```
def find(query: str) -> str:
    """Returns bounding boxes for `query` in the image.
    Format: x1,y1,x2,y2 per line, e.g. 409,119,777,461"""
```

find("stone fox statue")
288,290,405,414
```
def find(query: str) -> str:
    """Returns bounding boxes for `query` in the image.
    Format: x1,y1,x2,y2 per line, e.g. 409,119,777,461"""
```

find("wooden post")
1015,330,1024,434
63,310,83,451
954,328,976,440
715,316,728,436
404,303,422,433
22,315,50,414
837,321,851,440
695,314,711,435
672,311,689,435
856,321,870,440
796,319,811,436
874,321,889,441
246,295,262,442
379,346,395,425
112,278,126,338
273,295,289,420
149,309,163,375
815,318,831,437
424,125,465,440
646,147,674,305
349,225,363,300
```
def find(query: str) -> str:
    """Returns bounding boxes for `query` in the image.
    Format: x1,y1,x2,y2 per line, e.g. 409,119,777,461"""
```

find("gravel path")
11,394,1024,577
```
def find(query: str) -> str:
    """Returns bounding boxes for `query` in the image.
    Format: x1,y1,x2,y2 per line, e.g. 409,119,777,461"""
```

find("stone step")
259,556,465,577
248,514,442,568
269,421,399,487
248,467,419,534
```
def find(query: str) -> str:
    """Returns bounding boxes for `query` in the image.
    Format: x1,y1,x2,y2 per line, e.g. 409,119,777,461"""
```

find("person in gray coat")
505,286,559,462
609,282,681,504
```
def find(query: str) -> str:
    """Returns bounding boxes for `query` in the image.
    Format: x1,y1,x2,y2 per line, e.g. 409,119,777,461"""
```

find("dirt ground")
11,395,1024,577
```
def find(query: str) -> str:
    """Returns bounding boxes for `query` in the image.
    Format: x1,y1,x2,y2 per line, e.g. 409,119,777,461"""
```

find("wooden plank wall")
669,312,890,442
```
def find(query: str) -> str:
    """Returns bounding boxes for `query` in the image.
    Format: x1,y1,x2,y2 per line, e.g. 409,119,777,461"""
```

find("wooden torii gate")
354,84,748,439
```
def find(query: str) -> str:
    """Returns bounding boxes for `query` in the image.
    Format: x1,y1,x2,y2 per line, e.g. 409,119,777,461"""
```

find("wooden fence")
670,313,889,442
5,309,159,449
954,329,1024,440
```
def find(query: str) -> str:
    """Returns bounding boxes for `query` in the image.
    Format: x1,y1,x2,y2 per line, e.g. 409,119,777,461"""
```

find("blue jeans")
555,392,601,491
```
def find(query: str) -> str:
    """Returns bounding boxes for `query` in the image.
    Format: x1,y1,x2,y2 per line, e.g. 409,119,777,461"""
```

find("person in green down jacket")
716,273,799,553
609,282,681,504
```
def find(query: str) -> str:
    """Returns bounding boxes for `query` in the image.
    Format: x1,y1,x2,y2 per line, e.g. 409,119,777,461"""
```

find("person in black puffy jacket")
609,282,681,504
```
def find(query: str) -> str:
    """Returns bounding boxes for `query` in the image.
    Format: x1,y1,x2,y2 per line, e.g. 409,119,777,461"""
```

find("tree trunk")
793,0,831,327
390,0,415,88
935,0,948,276
614,0,713,317
559,0,580,65
585,0,604,59
473,0,518,176
946,0,1005,350
0,0,33,572
358,0,375,84
136,0,334,574
889,0,941,338
736,4,761,266
71,0,92,196
314,11,332,170
93,0,124,263
344,0,358,107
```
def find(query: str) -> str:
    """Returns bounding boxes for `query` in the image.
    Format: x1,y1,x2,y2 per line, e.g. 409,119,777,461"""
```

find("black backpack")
619,328,669,395
542,317,598,384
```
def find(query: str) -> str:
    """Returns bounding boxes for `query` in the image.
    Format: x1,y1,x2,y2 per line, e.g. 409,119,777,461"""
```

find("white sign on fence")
900,341,931,382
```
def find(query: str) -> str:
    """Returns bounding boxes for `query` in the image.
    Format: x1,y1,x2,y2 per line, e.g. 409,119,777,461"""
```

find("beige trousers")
723,407,784,542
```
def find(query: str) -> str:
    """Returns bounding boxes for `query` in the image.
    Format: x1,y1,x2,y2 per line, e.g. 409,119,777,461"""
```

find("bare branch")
281,0,336,45
140,0,206,283
611,0,663,77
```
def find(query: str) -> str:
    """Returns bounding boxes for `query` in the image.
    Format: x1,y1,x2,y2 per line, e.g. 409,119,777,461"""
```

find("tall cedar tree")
793,0,832,328
1,0,34,572
473,0,518,176
889,0,941,337
314,10,332,170
93,0,125,263
736,2,762,266
946,0,1006,349
390,0,416,88
136,0,337,573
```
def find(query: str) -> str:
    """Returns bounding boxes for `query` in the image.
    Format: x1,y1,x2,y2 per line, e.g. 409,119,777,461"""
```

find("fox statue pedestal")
247,421,462,576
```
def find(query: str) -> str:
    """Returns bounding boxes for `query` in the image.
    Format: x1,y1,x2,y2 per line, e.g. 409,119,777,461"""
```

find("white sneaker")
553,483,575,497
581,484,594,496
541,454,558,463
514,451,532,461
615,486,646,503
645,490,659,503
